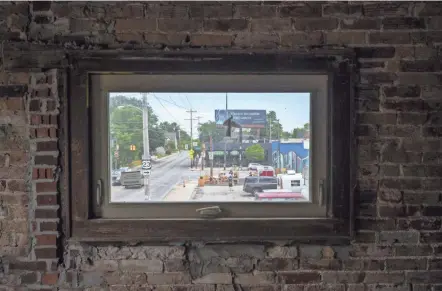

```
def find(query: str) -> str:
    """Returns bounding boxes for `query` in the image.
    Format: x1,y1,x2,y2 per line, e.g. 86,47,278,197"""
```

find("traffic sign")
184,144,188,150
208,152,214,160
192,142,198,147
142,170,151,176
142,159,152,170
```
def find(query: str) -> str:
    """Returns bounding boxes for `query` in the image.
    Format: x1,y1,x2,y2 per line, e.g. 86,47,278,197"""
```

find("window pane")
108,92,311,203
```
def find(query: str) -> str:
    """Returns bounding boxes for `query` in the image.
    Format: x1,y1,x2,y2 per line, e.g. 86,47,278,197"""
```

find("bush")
165,149,172,155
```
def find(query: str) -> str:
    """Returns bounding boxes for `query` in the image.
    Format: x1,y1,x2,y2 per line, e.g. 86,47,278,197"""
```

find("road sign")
142,159,152,170
184,144,188,150
192,142,198,147
208,152,214,160
142,170,151,176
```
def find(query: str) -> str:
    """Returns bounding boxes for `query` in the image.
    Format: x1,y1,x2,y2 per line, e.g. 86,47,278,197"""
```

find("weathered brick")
369,32,411,44
20,272,38,284
395,245,433,256
280,4,322,17
364,3,410,16
323,3,363,16
400,60,442,72
37,194,57,206
9,261,47,271
278,272,321,284
115,19,157,31
341,18,380,30
234,5,277,18
0,85,28,97
280,32,324,46
40,221,58,232
355,47,396,58
204,19,248,32
159,19,203,32
383,18,426,29
41,273,58,285
294,18,339,31
35,155,57,165
190,34,233,47
250,19,291,32
35,248,57,259
35,208,58,219
321,272,365,283
35,234,57,246
119,259,163,272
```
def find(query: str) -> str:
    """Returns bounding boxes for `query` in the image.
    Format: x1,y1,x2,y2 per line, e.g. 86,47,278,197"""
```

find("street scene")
109,92,311,203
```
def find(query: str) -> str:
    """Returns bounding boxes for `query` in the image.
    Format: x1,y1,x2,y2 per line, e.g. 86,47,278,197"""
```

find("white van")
278,173,304,192
120,171,145,189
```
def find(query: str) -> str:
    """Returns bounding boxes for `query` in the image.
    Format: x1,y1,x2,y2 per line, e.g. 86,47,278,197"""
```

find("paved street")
111,151,201,203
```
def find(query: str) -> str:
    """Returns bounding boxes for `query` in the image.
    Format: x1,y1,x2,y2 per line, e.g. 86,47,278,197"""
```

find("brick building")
1,1,442,290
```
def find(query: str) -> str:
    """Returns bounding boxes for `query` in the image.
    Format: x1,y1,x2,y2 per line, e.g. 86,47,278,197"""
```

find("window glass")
108,92,311,203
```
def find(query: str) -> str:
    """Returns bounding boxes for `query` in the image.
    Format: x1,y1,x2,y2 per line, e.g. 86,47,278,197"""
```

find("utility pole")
209,135,213,177
224,93,228,170
185,109,197,168
142,93,150,160
196,116,204,170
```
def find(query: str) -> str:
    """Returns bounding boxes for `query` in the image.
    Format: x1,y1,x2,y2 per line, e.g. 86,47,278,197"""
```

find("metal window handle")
196,206,222,218
319,179,325,206
96,179,103,206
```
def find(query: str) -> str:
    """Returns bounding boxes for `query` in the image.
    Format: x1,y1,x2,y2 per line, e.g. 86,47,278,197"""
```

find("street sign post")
192,142,198,147
185,144,188,150
208,152,214,160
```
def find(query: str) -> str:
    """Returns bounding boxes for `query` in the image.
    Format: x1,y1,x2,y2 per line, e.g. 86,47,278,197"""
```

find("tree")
198,121,225,143
291,122,310,138
245,144,265,162
261,111,283,140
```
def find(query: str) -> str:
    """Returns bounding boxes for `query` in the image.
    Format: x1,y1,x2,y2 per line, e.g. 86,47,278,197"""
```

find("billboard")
214,109,266,128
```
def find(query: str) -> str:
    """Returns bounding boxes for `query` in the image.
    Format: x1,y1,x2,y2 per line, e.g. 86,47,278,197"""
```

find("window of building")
67,53,354,242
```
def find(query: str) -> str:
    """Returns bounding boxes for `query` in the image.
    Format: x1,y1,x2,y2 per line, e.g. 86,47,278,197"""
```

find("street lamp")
117,93,150,160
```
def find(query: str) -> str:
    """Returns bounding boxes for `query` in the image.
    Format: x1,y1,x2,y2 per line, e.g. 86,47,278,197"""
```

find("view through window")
109,92,311,203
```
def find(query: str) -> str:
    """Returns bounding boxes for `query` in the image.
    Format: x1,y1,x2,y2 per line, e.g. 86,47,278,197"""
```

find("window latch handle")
96,179,103,206
318,179,325,206
196,206,222,219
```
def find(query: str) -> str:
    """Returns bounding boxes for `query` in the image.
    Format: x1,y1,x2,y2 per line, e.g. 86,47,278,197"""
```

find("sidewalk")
163,180,197,201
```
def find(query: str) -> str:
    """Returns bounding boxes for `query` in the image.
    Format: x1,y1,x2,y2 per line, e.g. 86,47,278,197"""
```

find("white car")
248,163,261,171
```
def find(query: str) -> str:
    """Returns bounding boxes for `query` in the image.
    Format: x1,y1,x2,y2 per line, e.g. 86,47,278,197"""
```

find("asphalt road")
111,152,200,202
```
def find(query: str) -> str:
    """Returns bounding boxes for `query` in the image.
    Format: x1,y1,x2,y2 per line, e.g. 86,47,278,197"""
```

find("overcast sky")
110,92,310,139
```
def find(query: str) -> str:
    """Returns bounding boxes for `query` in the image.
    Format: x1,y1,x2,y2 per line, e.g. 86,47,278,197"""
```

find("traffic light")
130,144,136,151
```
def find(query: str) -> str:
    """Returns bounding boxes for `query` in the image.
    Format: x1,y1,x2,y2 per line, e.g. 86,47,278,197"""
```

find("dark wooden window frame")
67,51,356,244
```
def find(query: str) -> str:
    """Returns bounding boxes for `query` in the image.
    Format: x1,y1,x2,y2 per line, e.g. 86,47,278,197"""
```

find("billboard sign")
214,109,266,128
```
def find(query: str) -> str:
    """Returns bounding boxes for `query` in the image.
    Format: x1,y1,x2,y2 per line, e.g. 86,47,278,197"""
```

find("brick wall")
0,1,442,290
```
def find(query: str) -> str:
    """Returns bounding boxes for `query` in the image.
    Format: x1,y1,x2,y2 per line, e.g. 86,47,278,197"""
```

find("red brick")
35,155,57,165
40,221,57,232
35,234,57,246
42,273,58,285
35,208,58,219
36,182,57,193
49,128,57,138
33,168,53,180
190,34,233,47
30,115,41,125
9,261,47,271
37,194,57,206
115,19,157,31
33,88,51,98
116,32,144,43
20,272,38,284
35,248,57,259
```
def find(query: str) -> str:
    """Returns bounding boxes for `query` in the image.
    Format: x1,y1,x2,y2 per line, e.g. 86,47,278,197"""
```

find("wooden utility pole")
185,109,197,167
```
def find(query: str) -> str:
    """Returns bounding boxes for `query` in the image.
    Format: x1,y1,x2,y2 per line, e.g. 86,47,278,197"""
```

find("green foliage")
245,144,265,161
110,95,184,168
198,121,225,143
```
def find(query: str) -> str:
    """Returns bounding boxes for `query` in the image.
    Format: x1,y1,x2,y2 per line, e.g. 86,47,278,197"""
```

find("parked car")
112,167,130,186
248,163,261,171
243,176,278,195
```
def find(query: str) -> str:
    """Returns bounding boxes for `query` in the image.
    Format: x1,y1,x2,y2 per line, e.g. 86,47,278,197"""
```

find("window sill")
71,217,352,244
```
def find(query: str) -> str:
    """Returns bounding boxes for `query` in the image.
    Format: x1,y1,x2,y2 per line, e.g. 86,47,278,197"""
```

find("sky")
110,92,310,138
